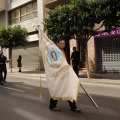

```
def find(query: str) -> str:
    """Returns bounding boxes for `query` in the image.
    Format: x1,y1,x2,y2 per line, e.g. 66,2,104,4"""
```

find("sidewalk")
7,68,120,86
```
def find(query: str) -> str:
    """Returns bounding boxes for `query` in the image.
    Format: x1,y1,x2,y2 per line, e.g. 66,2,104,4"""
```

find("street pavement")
0,68,120,120
7,67,120,86
0,75,120,120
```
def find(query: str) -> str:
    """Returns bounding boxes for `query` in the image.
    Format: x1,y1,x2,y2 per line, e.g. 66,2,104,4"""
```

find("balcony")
0,0,5,11
45,0,70,9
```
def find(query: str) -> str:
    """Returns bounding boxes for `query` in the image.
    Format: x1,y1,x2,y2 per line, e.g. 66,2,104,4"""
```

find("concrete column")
37,0,44,31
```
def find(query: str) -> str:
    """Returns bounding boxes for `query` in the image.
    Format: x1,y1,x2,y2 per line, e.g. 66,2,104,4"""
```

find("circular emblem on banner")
47,45,65,68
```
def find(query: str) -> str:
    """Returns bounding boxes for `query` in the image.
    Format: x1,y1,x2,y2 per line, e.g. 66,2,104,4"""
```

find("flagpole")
80,83,99,109
37,25,43,98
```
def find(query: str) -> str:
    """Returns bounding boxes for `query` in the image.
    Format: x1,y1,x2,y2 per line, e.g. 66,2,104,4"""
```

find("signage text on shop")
94,28,120,38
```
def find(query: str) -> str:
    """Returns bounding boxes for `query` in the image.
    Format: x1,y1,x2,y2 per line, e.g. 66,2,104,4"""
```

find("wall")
7,0,36,10
87,22,106,72
0,10,6,25
88,37,95,72
11,17,39,33
5,0,44,70
0,0,5,11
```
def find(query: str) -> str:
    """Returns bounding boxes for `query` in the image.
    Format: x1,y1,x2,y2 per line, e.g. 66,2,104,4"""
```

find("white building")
0,0,44,70
1,0,120,72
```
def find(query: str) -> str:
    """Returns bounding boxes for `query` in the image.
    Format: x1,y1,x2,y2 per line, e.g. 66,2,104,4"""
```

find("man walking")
49,40,81,112
71,47,80,77
0,51,8,83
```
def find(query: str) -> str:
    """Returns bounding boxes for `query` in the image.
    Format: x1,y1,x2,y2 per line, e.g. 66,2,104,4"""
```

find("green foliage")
86,0,120,31
44,0,120,42
99,0,120,31
0,25,28,48
44,5,72,41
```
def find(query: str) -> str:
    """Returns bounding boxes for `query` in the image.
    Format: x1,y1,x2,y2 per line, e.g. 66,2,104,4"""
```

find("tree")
0,25,28,72
70,0,120,78
44,0,120,78
96,0,120,31
44,5,72,41
44,5,73,63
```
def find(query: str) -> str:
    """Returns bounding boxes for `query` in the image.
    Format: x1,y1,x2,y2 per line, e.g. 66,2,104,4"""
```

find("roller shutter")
96,37,120,72
12,41,40,70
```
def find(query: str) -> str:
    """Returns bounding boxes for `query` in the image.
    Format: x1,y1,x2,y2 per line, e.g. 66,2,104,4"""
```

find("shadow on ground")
20,70,45,74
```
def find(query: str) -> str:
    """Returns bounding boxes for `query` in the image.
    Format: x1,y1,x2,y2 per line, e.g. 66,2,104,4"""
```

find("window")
11,9,20,24
20,2,38,22
33,2,37,17
10,2,38,24
10,0,17,3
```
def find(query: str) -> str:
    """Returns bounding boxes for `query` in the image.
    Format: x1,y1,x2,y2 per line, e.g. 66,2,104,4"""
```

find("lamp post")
33,25,40,71
37,25,41,72
33,24,42,98
32,24,41,70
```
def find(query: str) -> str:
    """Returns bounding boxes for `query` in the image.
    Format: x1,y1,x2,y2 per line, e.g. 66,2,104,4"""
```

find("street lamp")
32,24,42,98
32,24,41,71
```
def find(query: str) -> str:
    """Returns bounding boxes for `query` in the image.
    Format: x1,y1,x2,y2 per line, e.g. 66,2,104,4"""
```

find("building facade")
0,0,72,70
0,0,120,72
0,0,44,70
89,28,120,72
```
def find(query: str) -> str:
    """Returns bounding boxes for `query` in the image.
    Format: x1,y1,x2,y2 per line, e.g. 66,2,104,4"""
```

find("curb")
80,81,120,86
8,73,120,86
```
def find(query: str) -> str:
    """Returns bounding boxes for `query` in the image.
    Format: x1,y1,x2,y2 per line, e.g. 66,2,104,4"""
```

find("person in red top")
49,39,82,113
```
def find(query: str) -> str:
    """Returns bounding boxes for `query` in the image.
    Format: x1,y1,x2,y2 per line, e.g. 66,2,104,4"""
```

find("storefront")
12,41,39,70
95,28,120,72
12,33,44,71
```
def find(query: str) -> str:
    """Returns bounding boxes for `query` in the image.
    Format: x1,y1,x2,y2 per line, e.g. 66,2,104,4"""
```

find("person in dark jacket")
17,55,22,72
0,51,8,83
0,67,3,85
71,47,80,77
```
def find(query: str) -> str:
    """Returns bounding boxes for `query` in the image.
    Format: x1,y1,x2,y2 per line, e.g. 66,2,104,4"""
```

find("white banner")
41,32,80,102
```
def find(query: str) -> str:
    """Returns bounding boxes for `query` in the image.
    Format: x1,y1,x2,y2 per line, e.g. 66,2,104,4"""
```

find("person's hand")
6,60,9,63
71,58,74,60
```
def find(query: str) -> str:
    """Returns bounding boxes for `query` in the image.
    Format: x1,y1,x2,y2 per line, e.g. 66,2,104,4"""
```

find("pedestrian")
0,67,3,85
71,47,80,77
49,39,81,112
0,51,8,83
17,55,22,72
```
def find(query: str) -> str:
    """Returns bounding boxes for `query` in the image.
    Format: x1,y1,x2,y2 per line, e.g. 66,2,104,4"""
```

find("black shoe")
4,80,6,83
0,82,3,85
3,79,6,83
71,108,82,113
50,107,61,111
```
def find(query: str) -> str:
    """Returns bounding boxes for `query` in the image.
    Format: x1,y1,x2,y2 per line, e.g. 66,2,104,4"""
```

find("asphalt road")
0,75,120,120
